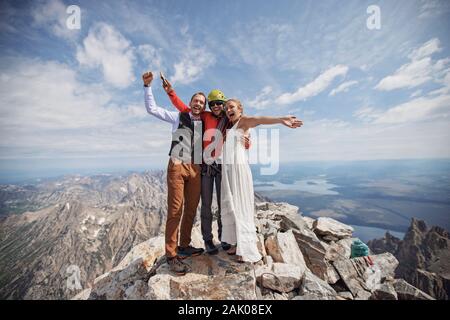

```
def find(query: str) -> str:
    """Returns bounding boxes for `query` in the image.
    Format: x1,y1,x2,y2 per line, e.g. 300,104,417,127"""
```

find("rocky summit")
72,202,433,301
368,218,450,300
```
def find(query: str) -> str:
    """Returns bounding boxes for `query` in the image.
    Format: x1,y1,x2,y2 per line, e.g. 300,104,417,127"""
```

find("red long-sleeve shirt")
167,90,224,158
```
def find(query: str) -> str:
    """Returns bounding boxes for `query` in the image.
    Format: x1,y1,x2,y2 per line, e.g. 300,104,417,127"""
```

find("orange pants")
165,158,201,258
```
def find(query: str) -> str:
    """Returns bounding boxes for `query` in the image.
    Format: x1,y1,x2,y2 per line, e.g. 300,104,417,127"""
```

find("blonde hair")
225,99,243,112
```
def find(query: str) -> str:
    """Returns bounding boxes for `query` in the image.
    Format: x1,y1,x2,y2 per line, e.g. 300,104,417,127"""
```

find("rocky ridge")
73,202,434,300
0,172,167,299
368,218,450,300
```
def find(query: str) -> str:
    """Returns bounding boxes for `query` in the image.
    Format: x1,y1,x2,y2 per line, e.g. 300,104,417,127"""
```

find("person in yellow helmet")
161,79,250,255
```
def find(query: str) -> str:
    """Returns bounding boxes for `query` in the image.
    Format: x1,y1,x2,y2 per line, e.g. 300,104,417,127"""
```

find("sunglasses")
209,101,224,107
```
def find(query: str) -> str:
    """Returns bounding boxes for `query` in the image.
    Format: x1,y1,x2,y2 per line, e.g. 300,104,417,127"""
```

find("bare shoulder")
237,116,251,131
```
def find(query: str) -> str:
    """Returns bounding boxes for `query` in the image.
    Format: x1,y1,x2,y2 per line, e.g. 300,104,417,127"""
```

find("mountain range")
0,171,448,300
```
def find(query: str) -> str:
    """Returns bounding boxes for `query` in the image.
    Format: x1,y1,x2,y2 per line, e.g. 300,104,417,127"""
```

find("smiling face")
189,93,206,115
225,99,243,123
209,101,225,117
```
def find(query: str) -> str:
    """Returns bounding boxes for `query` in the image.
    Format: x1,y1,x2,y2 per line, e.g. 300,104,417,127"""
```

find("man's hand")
162,78,173,94
142,71,153,86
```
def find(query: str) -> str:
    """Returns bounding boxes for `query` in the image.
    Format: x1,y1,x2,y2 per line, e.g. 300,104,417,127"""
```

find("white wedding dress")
221,119,262,263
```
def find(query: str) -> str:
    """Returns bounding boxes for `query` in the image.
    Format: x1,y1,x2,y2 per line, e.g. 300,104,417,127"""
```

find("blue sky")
0,0,449,178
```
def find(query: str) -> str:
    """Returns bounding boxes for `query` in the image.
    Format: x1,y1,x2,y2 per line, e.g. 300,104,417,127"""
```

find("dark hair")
190,92,207,106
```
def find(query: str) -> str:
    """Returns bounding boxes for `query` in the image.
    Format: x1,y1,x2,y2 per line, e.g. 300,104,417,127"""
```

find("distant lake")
350,224,405,243
253,162,450,242
254,178,339,195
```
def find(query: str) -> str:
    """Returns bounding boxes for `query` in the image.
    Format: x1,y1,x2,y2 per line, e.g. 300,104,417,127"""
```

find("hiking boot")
167,256,191,275
221,241,231,251
204,240,219,255
177,245,204,259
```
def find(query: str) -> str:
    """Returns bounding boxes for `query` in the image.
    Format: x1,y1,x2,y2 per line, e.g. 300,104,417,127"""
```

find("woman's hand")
281,116,303,128
240,134,251,149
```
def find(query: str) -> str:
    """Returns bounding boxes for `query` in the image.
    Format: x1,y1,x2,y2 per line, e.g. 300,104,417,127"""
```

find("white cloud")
354,94,450,125
410,89,423,98
0,57,171,159
279,117,450,162
329,80,358,96
32,0,78,40
247,86,273,109
374,95,450,124
76,23,136,88
353,106,381,123
170,41,215,85
419,0,450,19
137,44,163,71
375,38,448,91
276,65,349,105
408,38,442,60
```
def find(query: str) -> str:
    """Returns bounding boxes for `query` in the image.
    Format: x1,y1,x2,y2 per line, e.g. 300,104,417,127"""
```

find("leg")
215,167,223,241
165,160,185,258
179,164,201,247
200,165,215,242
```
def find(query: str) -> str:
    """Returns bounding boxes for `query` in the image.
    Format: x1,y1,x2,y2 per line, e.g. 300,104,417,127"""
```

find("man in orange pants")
142,71,204,275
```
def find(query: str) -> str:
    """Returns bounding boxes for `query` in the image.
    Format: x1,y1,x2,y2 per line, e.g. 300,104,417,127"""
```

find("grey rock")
313,217,354,240
393,279,435,300
264,230,307,273
337,291,354,300
370,282,398,300
333,253,398,300
258,263,304,293
300,271,337,299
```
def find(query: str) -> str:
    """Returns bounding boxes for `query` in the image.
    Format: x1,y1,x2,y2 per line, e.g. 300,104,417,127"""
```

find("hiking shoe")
177,245,204,259
221,242,231,251
204,240,219,255
167,256,191,275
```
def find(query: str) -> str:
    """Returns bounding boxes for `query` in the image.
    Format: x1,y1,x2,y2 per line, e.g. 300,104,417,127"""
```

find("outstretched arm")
162,78,191,113
239,115,303,131
142,72,179,124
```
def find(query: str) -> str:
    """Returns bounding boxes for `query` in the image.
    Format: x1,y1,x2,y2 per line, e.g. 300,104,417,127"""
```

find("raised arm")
142,72,179,124
162,78,191,113
239,115,303,131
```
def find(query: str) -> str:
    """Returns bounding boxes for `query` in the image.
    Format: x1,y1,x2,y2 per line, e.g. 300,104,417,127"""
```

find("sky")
0,0,449,179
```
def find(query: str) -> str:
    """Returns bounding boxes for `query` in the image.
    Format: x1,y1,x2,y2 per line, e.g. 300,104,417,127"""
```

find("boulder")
258,263,303,293
333,253,398,300
313,217,354,240
370,252,399,280
71,288,92,300
291,229,332,282
270,212,331,282
124,280,148,300
370,282,398,300
149,251,257,300
302,216,315,230
147,273,172,299
393,279,435,300
264,230,307,273
115,236,165,271
326,264,341,284
326,238,357,261
257,233,267,258
337,291,354,300
170,272,257,300
89,258,149,300
299,271,337,299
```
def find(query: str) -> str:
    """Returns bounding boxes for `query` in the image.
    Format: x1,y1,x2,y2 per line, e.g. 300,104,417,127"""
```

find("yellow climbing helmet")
207,89,227,107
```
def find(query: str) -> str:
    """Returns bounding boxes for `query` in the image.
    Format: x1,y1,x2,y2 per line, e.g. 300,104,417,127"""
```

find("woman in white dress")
220,99,302,263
